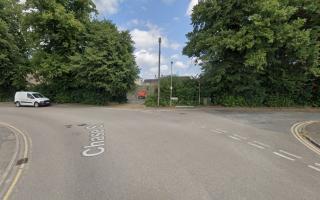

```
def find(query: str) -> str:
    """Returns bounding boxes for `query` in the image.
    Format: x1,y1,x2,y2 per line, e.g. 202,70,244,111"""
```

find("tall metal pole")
198,78,201,105
157,37,161,107
170,61,173,107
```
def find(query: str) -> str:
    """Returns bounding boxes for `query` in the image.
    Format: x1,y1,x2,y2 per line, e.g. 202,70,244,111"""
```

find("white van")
14,92,51,107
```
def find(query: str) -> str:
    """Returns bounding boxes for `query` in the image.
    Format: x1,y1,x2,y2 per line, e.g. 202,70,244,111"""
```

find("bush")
144,95,157,107
214,96,247,107
145,76,200,107
0,96,12,102
31,84,116,105
212,94,298,107
265,95,295,107
144,95,170,107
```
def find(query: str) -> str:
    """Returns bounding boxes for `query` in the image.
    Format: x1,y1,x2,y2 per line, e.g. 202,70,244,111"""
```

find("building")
143,79,158,86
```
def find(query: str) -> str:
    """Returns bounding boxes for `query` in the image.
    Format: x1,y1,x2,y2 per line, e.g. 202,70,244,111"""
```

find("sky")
93,0,200,79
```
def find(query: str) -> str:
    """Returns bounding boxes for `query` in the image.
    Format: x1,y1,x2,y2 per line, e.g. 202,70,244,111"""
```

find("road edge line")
0,125,20,188
291,121,320,156
0,122,30,200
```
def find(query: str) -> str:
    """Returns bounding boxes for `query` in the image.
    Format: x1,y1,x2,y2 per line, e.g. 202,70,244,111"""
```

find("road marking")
3,169,22,200
291,121,320,156
0,126,19,189
248,142,265,149
210,129,225,134
253,141,270,148
279,150,302,159
233,134,247,140
315,163,320,167
273,152,295,161
308,165,320,172
82,124,105,157
229,136,241,141
200,125,206,129
0,122,30,200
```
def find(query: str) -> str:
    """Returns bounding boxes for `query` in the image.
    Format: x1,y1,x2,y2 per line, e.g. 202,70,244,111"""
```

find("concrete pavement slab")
0,126,17,183
305,122,320,146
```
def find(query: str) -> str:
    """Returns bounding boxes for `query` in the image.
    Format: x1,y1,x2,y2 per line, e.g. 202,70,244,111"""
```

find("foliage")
145,76,200,107
184,0,320,107
213,96,247,107
265,95,295,107
68,20,138,104
0,0,29,99
145,95,169,107
23,0,138,104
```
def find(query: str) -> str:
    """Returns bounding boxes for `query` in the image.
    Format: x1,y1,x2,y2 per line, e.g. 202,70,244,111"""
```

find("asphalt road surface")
0,105,320,200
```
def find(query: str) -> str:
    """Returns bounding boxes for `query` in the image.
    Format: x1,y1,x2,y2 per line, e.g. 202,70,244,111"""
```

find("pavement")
304,122,320,146
0,125,18,198
0,105,320,200
0,126,16,180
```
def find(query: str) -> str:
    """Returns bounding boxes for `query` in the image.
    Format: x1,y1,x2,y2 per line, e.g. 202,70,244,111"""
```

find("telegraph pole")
157,37,161,107
170,61,173,106
198,79,201,105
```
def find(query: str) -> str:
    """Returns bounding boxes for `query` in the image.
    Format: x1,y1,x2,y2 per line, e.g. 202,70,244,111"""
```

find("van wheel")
34,102,39,108
15,102,20,107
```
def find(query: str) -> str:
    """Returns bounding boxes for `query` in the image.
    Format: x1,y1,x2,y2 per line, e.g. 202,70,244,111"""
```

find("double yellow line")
0,122,30,200
291,121,320,156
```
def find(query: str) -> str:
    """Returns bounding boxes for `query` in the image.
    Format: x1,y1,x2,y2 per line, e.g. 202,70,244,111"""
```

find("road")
0,105,320,200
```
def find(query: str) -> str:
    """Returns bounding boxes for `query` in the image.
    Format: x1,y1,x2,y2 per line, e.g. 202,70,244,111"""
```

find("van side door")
26,93,35,106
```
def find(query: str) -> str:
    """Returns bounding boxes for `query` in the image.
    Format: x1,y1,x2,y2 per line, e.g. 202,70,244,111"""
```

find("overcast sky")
94,0,200,79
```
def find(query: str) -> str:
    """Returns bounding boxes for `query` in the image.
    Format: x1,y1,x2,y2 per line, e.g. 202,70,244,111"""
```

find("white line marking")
315,163,320,167
248,142,265,149
229,136,241,141
201,126,206,129
216,129,227,133
253,141,270,148
210,129,225,134
233,134,247,140
308,165,320,172
279,150,302,159
273,152,295,161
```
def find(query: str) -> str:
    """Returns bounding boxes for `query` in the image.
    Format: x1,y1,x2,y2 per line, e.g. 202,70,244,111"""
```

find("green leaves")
0,0,29,99
23,0,138,104
244,49,267,70
183,0,320,106
70,20,138,98
145,76,200,106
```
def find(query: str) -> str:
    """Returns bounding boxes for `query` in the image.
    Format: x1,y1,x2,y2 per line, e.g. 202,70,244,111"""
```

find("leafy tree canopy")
183,0,320,106
0,0,29,99
23,0,138,104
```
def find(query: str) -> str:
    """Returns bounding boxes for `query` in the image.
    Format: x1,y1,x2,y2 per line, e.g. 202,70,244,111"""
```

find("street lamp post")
157,37,161,107
170,61,173,107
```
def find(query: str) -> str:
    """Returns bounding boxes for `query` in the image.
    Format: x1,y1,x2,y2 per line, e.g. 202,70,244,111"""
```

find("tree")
24,0,89,79
24,0,138,104
69,20,138,103
184,0,319,106
145,76,199,106
0,0,28,99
